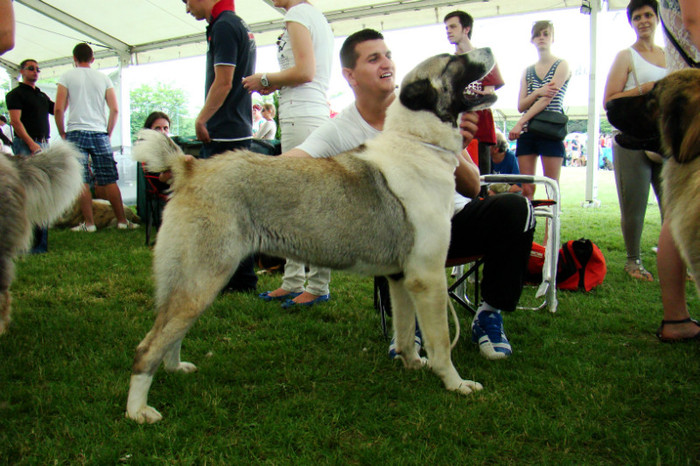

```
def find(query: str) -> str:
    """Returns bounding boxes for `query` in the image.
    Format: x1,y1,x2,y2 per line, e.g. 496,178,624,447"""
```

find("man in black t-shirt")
5,58,54,253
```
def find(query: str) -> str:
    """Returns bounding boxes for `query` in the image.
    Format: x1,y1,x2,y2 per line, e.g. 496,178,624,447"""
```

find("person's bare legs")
77,184,95,226
541,155,563,186
657,219,699,339
100,182,128,224
517,154,538,200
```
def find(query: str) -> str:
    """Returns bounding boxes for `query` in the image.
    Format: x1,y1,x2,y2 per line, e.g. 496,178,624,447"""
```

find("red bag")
556,239,606,291
526,242,546,284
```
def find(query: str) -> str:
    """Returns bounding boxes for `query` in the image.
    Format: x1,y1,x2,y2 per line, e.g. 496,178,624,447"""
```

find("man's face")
19,61,40,85
183,0,207,21
445,17,468,45
343,39,395,95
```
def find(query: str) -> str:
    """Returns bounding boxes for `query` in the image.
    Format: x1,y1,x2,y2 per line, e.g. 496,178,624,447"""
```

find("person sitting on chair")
253,103,277,140
282,29,536,360
488,129,522,195
143,111,174,185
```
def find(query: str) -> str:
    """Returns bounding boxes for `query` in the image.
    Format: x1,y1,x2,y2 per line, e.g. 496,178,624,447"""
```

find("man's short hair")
444,10,474,39
19,59,37,70
73,43,94,63
626,0,658,22
340,29,384,69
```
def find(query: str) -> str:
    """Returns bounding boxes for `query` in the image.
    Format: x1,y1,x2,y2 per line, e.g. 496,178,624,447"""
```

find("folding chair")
479,174,560,314
374,174,560,338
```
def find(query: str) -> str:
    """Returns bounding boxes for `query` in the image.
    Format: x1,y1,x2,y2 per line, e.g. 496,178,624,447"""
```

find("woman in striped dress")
509,20,571,200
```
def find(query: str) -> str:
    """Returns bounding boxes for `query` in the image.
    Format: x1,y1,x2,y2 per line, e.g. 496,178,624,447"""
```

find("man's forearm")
55,109,66,137
197,81,231,126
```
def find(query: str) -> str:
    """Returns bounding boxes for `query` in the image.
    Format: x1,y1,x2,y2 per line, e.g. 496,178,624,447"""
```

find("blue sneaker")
388,327,423,360
471,310,512,360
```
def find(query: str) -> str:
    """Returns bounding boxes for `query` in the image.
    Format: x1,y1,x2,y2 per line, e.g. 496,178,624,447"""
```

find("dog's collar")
419,141,458,156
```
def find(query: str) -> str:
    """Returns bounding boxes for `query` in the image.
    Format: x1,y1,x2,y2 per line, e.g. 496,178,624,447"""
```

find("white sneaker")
117,220,139,230
71,222,96,232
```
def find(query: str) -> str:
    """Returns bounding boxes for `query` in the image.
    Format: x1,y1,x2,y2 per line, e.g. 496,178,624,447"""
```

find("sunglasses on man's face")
23,66,40,72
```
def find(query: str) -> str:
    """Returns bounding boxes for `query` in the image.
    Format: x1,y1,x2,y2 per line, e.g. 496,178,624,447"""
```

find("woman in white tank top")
603,0,667,283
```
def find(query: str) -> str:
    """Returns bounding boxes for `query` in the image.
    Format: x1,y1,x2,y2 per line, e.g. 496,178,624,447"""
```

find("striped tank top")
526,59,569,113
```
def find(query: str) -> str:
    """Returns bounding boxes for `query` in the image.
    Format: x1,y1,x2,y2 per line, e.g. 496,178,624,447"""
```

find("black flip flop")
656,317,700,343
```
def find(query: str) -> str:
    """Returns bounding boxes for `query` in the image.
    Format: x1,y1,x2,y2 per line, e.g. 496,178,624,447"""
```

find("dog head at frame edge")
647,68,700,164
398,49,497,127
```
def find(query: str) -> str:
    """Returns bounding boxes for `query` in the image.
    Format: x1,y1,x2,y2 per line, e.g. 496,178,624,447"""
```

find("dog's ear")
678,113,700,163
399,78,437,113
659,92,692,162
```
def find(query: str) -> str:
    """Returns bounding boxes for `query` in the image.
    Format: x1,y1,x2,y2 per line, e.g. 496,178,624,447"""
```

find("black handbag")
528,111,568,141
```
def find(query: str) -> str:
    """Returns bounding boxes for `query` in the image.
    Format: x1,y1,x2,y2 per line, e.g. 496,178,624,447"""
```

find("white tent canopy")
2,0,627,79
2,0,629,204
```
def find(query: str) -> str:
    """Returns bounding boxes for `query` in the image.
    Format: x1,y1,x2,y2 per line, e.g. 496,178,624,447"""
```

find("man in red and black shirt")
183,0,258,292
444,10,505,177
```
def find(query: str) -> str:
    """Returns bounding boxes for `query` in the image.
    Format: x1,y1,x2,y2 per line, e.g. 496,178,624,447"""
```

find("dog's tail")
15,141,84,227
132,129,188,177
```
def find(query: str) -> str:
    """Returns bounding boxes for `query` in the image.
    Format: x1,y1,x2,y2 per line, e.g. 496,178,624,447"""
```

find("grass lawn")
1,166,698,464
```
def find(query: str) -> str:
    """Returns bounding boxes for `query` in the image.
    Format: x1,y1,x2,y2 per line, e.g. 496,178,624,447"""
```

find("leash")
448,299,460,349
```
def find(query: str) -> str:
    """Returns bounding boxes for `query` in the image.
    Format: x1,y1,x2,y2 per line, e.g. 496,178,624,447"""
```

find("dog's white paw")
126,406,163,424
453,379,483,395
169,362,197,373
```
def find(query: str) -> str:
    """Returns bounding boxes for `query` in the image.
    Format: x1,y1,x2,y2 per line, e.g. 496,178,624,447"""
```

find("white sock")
476,302,500,317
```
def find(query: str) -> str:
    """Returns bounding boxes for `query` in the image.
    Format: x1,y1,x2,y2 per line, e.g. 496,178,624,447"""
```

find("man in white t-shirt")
285,29,535,360
55,43,135,232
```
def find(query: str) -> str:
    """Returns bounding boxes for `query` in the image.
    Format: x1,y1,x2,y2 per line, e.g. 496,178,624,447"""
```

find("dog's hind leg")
405,268,483,395
388,277,425,369
126,263,235,424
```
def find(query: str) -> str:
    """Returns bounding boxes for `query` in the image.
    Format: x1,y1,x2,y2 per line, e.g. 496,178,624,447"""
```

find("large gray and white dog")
126,49,497,424
0,145,83,334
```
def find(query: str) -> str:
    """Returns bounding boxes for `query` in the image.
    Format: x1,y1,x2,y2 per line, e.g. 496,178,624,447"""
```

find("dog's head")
398,49,497,127
648,69,700,163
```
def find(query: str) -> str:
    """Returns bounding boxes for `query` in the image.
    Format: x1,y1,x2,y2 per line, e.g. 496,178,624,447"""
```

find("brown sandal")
624,260,654,282
656,318,700,343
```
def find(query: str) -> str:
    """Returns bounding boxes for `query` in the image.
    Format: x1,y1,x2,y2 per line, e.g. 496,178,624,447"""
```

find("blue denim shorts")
67,131,119,185
515,130,566,158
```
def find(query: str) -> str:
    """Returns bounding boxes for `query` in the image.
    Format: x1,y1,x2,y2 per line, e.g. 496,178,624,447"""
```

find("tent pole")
583,0,602,208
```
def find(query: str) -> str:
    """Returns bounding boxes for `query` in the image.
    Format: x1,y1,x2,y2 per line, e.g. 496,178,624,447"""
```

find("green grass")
1,167,699,464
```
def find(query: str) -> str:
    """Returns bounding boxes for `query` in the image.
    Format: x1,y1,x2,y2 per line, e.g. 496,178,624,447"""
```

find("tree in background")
130,82,193,140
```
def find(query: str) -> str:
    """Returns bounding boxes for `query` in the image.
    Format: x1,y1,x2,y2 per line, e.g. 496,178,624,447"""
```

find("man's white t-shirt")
297,103,378,158
277,3,334,119
296,101,470,214
58,68,114,132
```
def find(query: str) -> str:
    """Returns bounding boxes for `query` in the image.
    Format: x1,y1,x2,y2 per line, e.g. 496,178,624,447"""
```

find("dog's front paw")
452,379,483,395
126,405,163,424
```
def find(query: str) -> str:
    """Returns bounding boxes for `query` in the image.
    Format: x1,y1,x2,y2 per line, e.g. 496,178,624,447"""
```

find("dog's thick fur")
0,144,83,334
648,69,700,294
126,50,497,423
